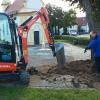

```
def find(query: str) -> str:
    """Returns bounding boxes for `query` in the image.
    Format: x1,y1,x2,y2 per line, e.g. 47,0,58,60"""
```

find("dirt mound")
48,60,93,75
46,60,100,88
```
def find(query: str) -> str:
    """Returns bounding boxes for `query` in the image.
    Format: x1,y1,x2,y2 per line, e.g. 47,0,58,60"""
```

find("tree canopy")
65,0,100,32
65,0,100,19
46,4,76,34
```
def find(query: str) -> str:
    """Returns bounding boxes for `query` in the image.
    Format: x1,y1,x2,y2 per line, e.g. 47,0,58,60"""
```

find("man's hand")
84,48,87,53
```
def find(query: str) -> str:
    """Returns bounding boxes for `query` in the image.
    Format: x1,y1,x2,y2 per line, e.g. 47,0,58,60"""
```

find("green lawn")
0,87,100,100
54,35,90,48
55,40,86,48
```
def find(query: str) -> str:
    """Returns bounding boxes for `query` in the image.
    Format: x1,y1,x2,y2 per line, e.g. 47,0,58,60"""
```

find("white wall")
16,16,47,45
81,24,89,33
14,0,48,45
28,18,47,45
67,25,78,33
26,0,43,11
67,24,89,34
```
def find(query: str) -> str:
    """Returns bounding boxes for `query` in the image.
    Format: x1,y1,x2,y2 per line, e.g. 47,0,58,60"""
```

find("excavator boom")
18,7,56,64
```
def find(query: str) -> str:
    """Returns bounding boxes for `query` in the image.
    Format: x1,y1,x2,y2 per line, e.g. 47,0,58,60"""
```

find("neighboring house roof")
5,0,43,15
76,17,88,26
5,0,26,14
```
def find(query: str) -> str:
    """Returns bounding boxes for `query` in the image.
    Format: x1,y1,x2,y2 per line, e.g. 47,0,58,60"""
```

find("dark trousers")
95,57,100,73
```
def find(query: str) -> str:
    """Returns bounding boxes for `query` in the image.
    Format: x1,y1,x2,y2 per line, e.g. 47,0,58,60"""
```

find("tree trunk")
49,25,54,34
58,26,60,35
54,26,57,34
82,0,94,32
82,0,94,59
63,27,67,35
51,25,54,34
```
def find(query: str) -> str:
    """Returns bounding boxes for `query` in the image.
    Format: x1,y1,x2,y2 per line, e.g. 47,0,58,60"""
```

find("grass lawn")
55,40,85,48
0,87,100,100
54,35,90,48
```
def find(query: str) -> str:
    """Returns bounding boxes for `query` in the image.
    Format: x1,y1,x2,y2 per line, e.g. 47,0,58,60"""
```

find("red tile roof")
76,17,88,26
5,0,25,14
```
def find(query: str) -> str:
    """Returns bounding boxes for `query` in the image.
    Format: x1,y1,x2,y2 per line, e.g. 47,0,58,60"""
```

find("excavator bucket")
55,43,66,68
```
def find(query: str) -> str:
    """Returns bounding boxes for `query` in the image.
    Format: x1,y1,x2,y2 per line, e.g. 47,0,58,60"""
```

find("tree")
64,0,100,59
46,4,76,34
65,0,95,32
46,4,64,34
63,9,76,34
65,0,100,33
92,0,100,32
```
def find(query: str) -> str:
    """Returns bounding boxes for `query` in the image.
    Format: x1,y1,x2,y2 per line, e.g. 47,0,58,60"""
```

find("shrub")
54,35,90,46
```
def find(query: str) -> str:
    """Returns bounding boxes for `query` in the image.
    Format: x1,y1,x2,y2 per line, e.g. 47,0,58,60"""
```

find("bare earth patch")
35,60,100,89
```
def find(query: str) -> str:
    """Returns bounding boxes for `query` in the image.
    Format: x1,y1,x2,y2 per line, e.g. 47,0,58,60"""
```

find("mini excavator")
0,6,65,84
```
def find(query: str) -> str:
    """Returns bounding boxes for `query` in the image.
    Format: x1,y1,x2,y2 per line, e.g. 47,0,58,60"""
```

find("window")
0,14,14,62
0,14,12,45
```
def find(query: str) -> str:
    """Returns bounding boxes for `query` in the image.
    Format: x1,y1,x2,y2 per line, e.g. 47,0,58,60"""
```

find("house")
67,25,78,35
1,0,47,45
67,17,89,35
76,17,89,34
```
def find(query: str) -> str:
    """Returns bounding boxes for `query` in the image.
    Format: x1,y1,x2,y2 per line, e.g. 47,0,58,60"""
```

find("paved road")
64,43,91,62
27,46,57,68
27,43,91,70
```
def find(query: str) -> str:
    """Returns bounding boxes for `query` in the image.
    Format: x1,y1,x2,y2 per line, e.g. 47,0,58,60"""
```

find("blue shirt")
86,35,100,57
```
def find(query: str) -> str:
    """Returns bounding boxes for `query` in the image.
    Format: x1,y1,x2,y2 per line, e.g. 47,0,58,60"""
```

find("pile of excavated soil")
47,60,94,75
45,60,100,88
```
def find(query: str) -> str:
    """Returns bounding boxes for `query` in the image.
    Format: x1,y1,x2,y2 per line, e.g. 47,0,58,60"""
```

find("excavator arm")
18,7,56,64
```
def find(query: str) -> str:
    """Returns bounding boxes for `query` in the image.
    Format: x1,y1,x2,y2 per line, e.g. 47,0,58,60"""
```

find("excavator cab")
0,13,15,63
0,13,22,67
0,13,29,84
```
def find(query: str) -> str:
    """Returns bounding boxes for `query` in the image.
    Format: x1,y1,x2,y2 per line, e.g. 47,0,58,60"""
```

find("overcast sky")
0,0,86,17
43,0,86,17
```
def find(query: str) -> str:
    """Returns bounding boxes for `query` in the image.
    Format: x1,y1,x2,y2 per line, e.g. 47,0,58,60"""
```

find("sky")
43,0,86,17
0,0,86,17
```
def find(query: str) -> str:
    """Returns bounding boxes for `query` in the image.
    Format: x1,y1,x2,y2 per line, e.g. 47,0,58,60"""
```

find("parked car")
69,30,77,35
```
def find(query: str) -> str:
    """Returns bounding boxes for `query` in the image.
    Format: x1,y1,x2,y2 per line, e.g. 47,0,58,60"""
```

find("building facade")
1,0,47,45
67,17,89,35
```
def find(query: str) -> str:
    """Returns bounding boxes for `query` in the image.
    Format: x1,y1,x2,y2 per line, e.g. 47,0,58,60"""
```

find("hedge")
54,35,90,46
